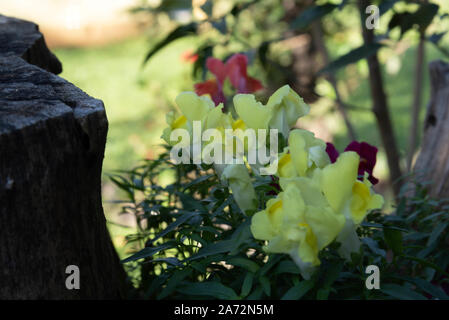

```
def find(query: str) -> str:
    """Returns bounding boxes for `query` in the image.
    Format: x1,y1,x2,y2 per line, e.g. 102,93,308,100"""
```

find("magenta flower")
344,141,379,185
326,142,340,164
325,141,379,185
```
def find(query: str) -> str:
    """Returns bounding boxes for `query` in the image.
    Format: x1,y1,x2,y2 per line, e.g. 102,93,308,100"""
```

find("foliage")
112,148,449,300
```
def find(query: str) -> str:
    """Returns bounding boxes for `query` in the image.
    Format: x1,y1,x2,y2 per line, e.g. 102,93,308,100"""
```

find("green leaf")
290,4,338,31
229,219,252,254
182,174,214,191
157,268,191,299
379,0,399,16
247,285,264,300
149,257,183,267
121,242,176,263
421,211,447,222
322,261,344,289
281,280,314,300
362,221,409,232
403,277,449,300
259,254,282,276
319,43,383,74
414,3,439,33
211,18,227,35
428,32,446,45
427,222,448,247
200,0,212,16
274,260,301,275
362,237,386,257
259,276,271,296
226,257,260,273
384,228,403,255
156,0,192,12
143,22,198,65
187,240,234,261
147,211,197,246
401,255,449,278
241,273,254,298
381,284,427,300
176,281,239,299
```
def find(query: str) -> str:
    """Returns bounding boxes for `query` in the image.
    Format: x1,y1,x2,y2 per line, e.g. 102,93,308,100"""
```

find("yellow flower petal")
267,85,310,137
233,94,272,130
175,91,213,122
320,151,360,214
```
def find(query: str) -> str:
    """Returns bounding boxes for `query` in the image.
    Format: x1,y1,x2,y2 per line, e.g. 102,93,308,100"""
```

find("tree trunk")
358,0,403,197
412,60,449,199
0,14,127,299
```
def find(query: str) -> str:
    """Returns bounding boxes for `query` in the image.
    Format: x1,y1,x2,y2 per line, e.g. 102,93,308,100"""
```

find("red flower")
325,141,379,185
225,54,263,94
194,79,226,106
194,53,263,106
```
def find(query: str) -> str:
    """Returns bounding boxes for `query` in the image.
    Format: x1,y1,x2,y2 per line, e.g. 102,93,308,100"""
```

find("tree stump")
413,60,449,199
0,14,126,299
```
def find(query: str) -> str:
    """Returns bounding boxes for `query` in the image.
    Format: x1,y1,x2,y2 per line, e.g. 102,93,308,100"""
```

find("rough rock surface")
0,14,126,299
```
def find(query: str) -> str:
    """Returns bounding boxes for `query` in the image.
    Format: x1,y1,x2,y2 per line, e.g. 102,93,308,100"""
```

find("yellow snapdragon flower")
276,129,330,178
267,85,310,138
251,180,344,279
234,85,310,138
315,151,384,259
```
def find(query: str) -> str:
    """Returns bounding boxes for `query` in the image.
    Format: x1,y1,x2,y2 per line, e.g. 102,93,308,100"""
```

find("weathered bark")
0,14,126,299
412,60,449,199
358,0,403,197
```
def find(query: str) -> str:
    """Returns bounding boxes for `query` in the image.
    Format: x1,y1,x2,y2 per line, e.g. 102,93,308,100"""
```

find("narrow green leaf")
157,268,191,300
281,280,314,300
381,284,427,300
182,174,214,191
274,260,301,275
259,276,271,296
148,211,197,246
290,4,338,31
319,43,383,75
143,23,198,65
384,228,403,255
241,273,254,298
187,240,234,261
176,281,239,300
427,222,448,247
121,242,176,263
226,257,260,273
